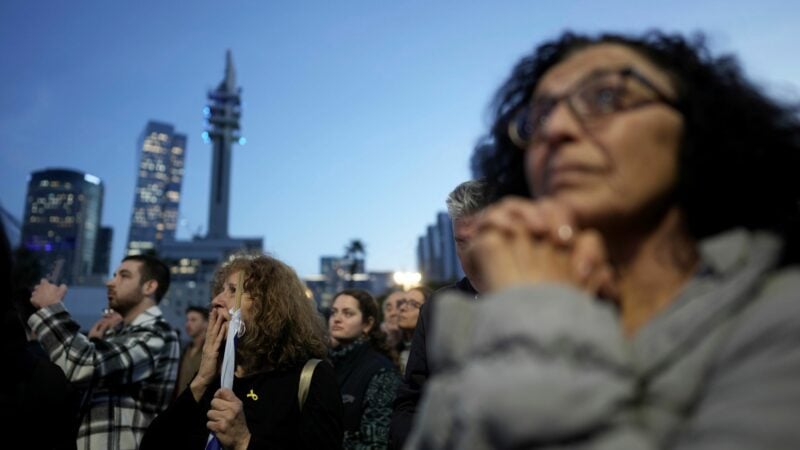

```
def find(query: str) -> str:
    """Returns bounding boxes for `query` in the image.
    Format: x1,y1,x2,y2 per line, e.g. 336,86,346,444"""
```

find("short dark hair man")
176,305,209,393
389,179,493,448
29,254,180,450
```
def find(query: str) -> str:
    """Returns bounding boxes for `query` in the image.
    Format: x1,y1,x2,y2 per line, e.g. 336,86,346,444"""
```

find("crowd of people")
3,28,800,449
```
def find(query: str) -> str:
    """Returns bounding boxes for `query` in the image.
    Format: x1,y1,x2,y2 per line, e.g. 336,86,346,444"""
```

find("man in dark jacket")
389,179,492,448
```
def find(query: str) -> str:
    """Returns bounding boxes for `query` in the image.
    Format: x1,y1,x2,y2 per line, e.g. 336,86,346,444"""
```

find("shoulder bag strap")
298,358,322,412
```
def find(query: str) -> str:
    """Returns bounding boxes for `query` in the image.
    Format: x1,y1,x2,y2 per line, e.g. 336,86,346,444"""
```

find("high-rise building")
417,234,431,281
157,50,262,329
417,211,461,284
126,121,187,255
437,212,458,279
20,168,104,284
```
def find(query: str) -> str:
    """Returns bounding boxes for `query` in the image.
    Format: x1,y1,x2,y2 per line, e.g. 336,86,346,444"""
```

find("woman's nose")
211,292,227,308
538,100,580,149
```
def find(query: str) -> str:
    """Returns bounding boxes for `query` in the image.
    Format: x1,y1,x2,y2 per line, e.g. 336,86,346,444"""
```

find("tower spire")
223,49,237,93
205,50,242,239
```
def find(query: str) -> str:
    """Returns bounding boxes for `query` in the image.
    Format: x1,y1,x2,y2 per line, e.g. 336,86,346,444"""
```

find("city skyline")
2,1,799,277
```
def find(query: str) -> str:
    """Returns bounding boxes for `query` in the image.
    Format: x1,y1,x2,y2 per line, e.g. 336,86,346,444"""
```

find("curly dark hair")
213,254,329,374
332,289,397,364
472,30,800,245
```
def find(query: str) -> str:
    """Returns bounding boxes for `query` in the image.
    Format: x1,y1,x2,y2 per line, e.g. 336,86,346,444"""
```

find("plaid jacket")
29,303,180,450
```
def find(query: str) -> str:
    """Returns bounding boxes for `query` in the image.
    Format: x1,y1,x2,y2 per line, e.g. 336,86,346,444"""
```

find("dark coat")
388,277,477,449
0,309,79,450
141,361,344,450
329,341,398,441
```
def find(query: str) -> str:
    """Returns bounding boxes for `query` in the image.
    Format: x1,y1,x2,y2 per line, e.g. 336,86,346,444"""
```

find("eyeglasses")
396,299,423,310
508,67,679,149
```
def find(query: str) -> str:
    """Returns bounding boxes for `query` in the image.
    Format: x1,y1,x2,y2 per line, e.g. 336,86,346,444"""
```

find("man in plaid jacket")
29,254,180,450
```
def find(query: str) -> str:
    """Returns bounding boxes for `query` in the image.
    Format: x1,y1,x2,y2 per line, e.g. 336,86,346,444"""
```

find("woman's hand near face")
472,197,574,289
471,197,617,299
190,307,228,402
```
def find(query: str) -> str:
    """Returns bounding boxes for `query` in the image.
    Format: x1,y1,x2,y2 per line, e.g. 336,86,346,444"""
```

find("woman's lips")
543,162,599,191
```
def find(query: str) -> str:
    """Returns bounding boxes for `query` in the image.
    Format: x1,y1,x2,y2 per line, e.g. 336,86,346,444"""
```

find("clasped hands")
470,197,617,301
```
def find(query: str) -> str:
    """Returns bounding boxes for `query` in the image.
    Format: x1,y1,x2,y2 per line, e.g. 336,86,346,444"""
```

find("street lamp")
393,271,422,291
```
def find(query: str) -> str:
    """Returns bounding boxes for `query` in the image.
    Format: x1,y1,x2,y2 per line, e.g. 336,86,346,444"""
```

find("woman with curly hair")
329,289,400,449
409,31,800,449
142,254,343,449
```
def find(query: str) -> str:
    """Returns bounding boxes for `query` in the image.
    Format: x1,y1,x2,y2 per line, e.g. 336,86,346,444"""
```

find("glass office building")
126,121,187,255
21,168,104,284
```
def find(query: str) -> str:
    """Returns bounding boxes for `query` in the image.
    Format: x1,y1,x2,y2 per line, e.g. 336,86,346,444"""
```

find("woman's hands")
190,307,229,402
190,307,251,449
470,197,617,300
207,388,251,450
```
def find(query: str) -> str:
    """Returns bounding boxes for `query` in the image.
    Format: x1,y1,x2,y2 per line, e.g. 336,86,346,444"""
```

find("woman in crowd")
329,289,400,449
408,31,800,448
396,286,432,372
142,254,343,449
379,290,404,348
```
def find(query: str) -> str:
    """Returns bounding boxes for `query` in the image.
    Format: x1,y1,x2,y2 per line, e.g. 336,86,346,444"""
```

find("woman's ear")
363,316,375,334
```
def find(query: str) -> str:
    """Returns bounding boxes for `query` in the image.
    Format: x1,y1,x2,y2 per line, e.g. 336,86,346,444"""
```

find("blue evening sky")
1,0,798,277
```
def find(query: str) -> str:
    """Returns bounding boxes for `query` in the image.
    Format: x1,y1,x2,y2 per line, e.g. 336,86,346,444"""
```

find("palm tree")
344,239,366,287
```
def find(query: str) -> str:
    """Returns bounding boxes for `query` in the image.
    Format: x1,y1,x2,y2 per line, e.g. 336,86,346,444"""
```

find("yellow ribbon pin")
246,389,258,401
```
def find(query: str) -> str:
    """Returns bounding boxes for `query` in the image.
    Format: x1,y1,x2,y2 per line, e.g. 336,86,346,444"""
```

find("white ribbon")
219,308,242,389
